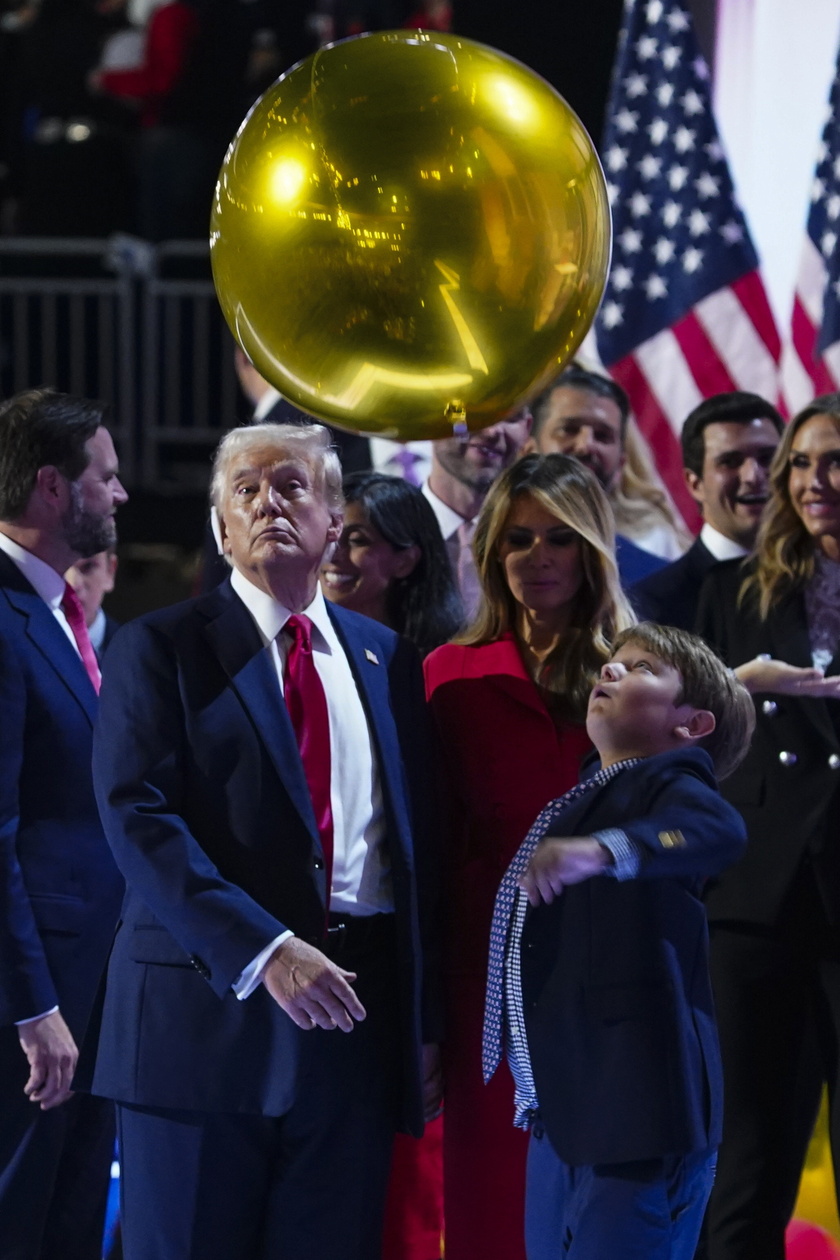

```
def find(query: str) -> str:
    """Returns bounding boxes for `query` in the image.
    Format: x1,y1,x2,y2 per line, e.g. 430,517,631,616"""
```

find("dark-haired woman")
320,471,463,656
424,453,634,1259
698,395,840,1260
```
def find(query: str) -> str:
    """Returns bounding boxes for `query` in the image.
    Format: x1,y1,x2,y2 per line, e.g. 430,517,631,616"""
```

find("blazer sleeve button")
313,857,324,870
779,751,797,767
829,754,840,770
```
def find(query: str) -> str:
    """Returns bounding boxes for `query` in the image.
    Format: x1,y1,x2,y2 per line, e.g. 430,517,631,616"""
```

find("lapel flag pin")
364,649,380,665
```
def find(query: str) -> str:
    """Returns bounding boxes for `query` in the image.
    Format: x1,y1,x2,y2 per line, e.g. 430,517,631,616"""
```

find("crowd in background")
0,0,452,239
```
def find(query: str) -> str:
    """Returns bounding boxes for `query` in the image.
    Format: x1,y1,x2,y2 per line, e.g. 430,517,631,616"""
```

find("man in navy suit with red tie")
0,388,128,1259
80,422,441,1259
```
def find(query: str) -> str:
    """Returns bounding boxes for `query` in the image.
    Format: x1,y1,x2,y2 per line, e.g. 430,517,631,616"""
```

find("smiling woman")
696,393,840,1257
319,472,463,659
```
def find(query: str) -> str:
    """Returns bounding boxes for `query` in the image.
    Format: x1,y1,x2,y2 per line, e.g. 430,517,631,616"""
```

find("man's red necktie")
283,615,334,899
61,582,101,694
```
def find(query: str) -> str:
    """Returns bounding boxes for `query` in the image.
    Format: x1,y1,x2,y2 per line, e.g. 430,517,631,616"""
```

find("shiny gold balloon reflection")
211,30,611,441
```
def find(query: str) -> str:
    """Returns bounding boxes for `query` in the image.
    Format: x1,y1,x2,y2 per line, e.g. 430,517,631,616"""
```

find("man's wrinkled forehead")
223,443,322,490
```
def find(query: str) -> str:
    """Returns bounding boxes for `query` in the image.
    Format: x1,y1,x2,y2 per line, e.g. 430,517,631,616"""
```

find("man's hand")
262,937,366,1032
518,837,612,907
18,1011,78,1110
422,1043,443,1122
736,657,840,698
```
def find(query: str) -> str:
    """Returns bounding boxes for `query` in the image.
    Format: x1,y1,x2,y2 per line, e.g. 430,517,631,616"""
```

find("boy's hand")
518,837,612,906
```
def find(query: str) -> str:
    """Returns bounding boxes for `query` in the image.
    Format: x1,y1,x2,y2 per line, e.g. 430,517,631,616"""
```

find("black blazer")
80,581,438,1133
697,559,840,925
630,537,718,629
521,748,746,1166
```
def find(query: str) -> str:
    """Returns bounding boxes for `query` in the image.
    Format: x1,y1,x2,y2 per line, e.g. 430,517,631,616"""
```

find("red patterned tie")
61,582,101,693
283,615,334,900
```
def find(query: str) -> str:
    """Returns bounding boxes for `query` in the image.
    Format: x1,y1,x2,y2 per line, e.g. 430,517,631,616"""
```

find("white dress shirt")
229,568,392,998
252,387,283,422
699,522,749,562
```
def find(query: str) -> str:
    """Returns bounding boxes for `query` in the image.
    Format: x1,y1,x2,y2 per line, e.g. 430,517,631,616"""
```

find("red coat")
424,635,591,1260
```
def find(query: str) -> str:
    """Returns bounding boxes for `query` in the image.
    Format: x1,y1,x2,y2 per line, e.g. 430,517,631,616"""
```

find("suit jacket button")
313,857,324,870
829,754,840,770
762,700,777,716
779,751,797,767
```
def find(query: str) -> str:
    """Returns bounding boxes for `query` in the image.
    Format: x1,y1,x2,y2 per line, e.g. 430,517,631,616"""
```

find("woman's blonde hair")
612,419,692,552
742,395,840,619
458,453,636,719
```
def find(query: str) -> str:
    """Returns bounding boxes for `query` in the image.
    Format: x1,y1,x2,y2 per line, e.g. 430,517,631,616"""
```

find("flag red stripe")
791,296,820,378
609,354,702,531
791,296,838,394
731,272,782,359
671,312,739,396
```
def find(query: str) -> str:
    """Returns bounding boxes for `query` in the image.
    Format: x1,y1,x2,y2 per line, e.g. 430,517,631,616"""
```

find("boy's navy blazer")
520,748,746,1167
80,577,438,1134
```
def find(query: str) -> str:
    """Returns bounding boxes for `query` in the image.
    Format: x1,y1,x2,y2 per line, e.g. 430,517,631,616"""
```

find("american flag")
781,44,840,413
594,0,781,525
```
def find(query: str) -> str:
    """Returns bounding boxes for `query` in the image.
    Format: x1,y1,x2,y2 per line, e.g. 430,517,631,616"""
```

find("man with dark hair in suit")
81,421,440,1259
527,364,677,586
0,387,128,1259
632,392,784,629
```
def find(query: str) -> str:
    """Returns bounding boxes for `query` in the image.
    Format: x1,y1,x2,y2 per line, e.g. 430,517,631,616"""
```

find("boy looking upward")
484,624,754,1260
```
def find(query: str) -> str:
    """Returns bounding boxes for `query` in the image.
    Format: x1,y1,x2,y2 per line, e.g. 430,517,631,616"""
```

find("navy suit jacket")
81,579,438,1134
0,550,123,1039
520,748,746,1166
630,537,718,630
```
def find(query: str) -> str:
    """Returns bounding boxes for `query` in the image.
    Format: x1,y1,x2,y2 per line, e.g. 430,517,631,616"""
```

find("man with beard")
423,409,532,618
0,388,128,1260
527,364,683,585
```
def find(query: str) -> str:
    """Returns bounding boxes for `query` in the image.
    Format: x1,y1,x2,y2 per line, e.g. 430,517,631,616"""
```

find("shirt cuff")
593,829,642,881
15,1005,59,1026
232,931,294,1000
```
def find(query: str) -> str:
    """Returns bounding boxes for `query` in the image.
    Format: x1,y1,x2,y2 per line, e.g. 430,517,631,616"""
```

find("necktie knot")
286,613,313,654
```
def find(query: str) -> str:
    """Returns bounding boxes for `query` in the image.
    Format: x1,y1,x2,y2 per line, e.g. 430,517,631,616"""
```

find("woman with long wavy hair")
424,453,634,1260
697,395,840,1260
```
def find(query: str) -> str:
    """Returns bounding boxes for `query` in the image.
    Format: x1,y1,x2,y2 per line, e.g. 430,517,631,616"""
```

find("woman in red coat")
424,453,634,1260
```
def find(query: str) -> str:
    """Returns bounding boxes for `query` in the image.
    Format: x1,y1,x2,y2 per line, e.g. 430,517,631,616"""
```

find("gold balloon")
211,30,611,440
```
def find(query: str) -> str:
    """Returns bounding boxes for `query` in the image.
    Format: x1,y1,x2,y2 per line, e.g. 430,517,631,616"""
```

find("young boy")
483,622,755,1260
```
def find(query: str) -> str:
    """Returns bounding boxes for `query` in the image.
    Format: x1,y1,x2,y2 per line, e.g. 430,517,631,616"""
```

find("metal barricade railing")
0,236,241,492
0,237,138,484
139,240,239,491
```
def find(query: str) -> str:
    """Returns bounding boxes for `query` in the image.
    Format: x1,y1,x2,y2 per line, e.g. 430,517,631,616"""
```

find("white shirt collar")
252,387,283,423
0,531,66,609
229,565,336,653
699,522,749,562
421,480,472,541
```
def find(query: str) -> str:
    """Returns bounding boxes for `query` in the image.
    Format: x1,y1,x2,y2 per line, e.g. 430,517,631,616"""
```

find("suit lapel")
201,586,320,842
468,634,552,721
327,605,409,839
0,556,97,724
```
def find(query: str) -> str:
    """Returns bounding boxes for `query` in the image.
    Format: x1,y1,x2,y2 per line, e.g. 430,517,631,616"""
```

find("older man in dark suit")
0,388,128,1260
81,421,440,1260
